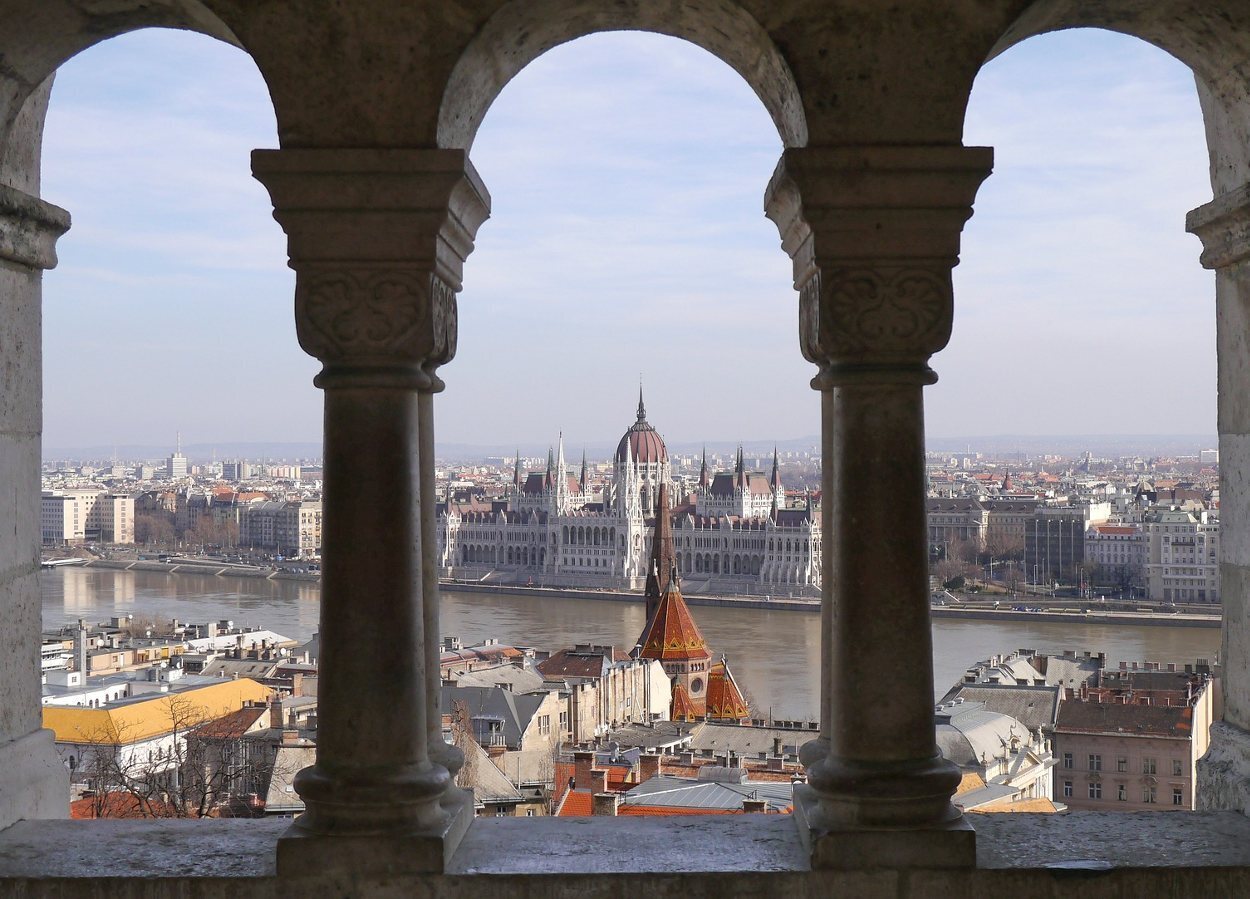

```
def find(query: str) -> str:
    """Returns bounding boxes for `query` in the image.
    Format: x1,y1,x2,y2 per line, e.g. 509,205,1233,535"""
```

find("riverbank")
71,560,1222,628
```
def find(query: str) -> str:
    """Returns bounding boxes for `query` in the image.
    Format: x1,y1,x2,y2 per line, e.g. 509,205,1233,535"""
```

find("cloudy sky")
39,26,1215,453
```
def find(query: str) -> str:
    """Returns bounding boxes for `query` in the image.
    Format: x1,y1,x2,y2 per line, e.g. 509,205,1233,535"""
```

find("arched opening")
947,24,1223,810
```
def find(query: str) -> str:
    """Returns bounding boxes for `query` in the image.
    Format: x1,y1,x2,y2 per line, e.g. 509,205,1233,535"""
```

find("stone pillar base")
275,785,474,876
0,730,69,830
792,784,976,870
1198,721,1250,812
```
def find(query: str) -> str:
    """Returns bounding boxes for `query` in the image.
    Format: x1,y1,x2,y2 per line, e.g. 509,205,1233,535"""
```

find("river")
41,567,1222,721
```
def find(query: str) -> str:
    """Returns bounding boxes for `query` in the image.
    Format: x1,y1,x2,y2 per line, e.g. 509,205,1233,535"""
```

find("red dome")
616,391,667,464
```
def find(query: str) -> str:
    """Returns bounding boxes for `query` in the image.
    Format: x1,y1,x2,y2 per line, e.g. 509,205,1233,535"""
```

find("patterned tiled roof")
637,581,711,664
705,661,750,722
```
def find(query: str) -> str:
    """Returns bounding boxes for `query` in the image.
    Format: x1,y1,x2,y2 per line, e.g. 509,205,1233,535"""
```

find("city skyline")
41,28,1214,449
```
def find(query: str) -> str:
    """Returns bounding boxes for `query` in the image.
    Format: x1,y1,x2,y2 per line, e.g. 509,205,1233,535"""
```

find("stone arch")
436,0,808,152
983,1,1250,191
0,10,253,185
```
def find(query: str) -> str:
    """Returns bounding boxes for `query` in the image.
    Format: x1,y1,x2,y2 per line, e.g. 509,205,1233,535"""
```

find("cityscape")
6,2,1250,893
35,410,1224,824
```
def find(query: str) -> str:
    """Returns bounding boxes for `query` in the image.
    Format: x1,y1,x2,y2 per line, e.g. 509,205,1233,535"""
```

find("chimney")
678,750,694,766
281,727,300,746
573,750,595,790
767,755,785,771
592,793,619,816
291,672,304,696
742,798,769,814
772,737,783,757
269,696,284,729
639,754,662,782
590,769,609,793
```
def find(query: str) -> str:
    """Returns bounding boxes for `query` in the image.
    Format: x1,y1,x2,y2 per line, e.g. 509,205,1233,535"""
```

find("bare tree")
75,694,272,818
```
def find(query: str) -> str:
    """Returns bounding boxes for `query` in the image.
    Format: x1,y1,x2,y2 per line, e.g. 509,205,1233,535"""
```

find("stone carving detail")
296,269,458,380
800,266,953,371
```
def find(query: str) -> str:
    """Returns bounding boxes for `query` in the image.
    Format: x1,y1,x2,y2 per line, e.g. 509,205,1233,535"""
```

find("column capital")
1187,184,1250,271
764,145,992,386
0,185,70,271
252,148,491,390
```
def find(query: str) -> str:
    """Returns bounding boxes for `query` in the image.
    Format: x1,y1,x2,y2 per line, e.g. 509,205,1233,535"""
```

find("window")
1117,756,1128,773
1088,782,1102,800
1173,759,1184,777
1144,786,1157,804
1063,780,1073,798
1173,788,1185,806
1062,752,1073,769
1143,757,1157,775
1088,754,1102,771
1117,784,1127,801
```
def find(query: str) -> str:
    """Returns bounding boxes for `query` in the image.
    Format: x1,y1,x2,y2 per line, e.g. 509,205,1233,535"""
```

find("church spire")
580,449,588,495
637,381,647,422
545,446,554,488
771,446,782,489
513,449,521,488
699,446,709,488
643,480,676,630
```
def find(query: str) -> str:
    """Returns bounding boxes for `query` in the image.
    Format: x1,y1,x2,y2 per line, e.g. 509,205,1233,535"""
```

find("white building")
1146,508,1220,603
1085,523,1148,590
438,395,821,592
41,489,134,545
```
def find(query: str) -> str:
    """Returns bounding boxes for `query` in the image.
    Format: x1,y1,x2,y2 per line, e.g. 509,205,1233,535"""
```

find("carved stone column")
252,149,489,874
0,185,71,830
765,145,992,869
1187,187,1250,813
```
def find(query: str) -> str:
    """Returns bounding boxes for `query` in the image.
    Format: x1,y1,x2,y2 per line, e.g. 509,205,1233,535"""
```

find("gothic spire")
771,446,782,489
637,381,646,422
699,445,709,488
513,449,521,487
643,480,675,624
580,448,588,494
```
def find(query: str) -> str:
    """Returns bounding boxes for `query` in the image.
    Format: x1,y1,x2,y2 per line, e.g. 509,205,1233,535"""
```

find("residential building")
536,645,669,743
935,700,1055,812
41,490,134,545
1052,663,1214,811
1145,507,1220,603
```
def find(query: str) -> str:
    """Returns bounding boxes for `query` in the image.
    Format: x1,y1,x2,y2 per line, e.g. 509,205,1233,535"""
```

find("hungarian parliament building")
437,395,821,593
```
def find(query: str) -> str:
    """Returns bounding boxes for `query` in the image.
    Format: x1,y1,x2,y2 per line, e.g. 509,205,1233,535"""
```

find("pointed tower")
513,450,522,491
637,558,712,720
699,446,710,488
555,432,568,511
580,449,588,499
770,446,783,514
544,446,554,489
643,481,675,623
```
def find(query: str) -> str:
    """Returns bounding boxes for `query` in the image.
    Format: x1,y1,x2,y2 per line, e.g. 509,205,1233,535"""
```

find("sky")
38,27,1216,453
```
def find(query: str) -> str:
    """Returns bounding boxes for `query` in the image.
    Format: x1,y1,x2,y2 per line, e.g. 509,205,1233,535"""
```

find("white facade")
1146,508,1220,603
41,489,134,545
438,400,821,592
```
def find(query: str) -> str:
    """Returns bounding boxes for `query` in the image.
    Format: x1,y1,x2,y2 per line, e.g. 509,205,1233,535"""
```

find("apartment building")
41,490,134,546
1145,508,1220,603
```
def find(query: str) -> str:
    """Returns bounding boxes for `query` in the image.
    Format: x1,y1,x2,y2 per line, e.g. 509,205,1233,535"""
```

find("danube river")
41,567,1222,720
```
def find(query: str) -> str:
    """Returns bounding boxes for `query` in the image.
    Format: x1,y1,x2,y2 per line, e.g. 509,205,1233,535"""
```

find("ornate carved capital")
296,267,456,389
800,265,953,384
766,146,992,386
253,149,489,389
0,184,70,271
1188,185,1250,271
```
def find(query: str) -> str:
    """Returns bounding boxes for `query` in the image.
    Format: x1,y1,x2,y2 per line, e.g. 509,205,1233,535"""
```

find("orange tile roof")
619,805,742,816
705,660,750,722
557,790,593,817
671,683,703,721
637,582,711,663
